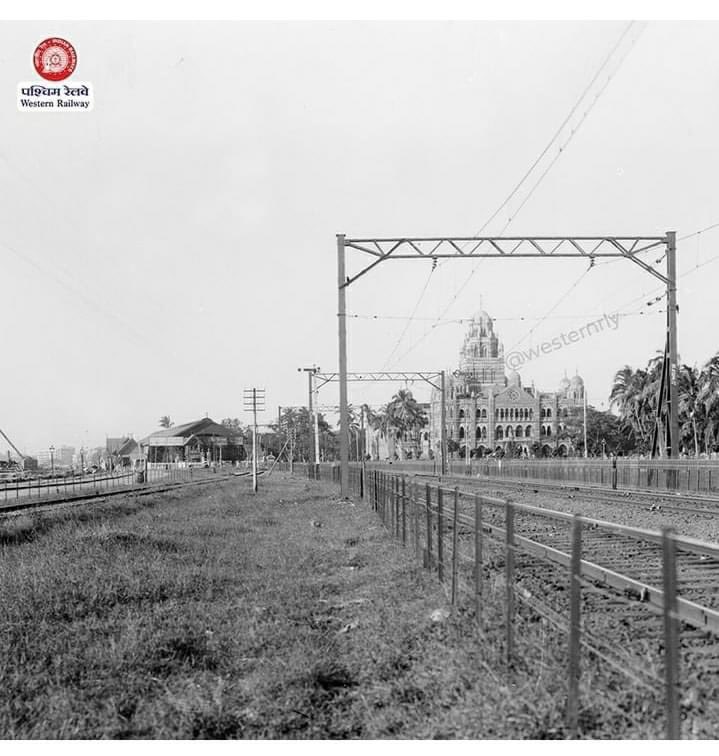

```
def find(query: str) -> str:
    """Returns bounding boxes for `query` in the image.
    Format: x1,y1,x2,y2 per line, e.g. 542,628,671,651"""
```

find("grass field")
0,474,657,738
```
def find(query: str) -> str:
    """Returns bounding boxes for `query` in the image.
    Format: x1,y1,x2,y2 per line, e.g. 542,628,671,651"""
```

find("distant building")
429,310,585,458
106,436,143,468
140,418,245,466
36,445,75,468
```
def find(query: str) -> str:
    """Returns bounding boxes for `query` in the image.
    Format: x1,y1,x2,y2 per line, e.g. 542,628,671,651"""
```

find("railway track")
357,466,719,736
416,469,719,516
0,470,255,518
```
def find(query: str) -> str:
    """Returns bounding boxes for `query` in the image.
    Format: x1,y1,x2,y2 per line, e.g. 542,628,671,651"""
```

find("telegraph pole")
243,387,265,493
298,365,320,467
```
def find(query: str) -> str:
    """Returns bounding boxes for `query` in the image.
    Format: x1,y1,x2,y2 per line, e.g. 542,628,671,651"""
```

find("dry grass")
0,475,676,738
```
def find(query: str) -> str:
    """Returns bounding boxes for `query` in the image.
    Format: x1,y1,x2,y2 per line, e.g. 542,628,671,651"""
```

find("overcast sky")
1,20,718,454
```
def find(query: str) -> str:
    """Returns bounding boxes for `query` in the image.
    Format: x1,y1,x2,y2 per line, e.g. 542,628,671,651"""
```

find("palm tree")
678,364,703,455
610,366,643,447
159,415,174,429
699,352,719,452
344,404,361,461
386,389,428,460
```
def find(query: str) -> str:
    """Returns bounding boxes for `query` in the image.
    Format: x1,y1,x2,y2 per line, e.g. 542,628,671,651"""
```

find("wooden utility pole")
243,387,265,493
298,366,320,468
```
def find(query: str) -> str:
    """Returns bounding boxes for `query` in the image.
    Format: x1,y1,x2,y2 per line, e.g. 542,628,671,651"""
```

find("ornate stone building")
429,311,585,457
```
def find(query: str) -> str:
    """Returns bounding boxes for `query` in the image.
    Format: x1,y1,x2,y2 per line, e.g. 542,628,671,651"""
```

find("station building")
140,418,245,467
429,311,585,457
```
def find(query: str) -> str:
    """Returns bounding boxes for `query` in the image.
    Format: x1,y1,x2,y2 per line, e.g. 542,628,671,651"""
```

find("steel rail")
0,472,248,517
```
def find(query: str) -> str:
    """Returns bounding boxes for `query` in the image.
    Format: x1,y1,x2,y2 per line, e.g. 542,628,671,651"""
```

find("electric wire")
504,267,592,355
429,22,643,326
470,22,636,239
383,22,640,369
380,265,436,370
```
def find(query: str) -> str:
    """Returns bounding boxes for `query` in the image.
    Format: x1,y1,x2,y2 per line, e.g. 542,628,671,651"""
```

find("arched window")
459,426,465,439
496,425,503,440
481,408,487,419
529,408,533,419
546,426,552,437
476,426,481,440
506,426,512,438
546,408,552,419
481,426,487,439
515,425,523,438
459,409,465,420
525,425,532,437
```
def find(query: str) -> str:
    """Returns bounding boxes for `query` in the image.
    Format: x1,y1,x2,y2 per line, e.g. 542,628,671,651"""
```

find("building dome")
558,373,570,393
570,373,584,389
472,310,494,335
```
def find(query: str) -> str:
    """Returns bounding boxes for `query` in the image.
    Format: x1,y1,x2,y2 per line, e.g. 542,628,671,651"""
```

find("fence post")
394,476,400,539
425,484,432,570
437,488,445,582
401,476,407,546
662,527,681,740
505,502,515,667
612,456,618,490
413,478,420,558
451,487,459,604
567,514,582,737
475,492,483,625
381,473,385,523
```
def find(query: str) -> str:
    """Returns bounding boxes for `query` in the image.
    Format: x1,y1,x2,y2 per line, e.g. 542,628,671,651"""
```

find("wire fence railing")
364,458,719,494
289,462,719,738
0,465,228,509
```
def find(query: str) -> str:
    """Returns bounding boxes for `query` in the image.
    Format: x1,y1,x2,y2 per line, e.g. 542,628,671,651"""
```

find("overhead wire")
380,264,436,370
384,21,640,369
504,267,592,355
428,21,643,326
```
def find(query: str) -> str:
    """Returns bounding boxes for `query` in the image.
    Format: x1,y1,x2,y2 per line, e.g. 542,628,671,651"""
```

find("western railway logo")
18,38,93,112
33,38,77,81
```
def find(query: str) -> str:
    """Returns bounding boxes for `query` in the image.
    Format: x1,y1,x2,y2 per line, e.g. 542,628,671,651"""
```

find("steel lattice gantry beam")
336,233,679,497
314,371,442,390
313,370,448,476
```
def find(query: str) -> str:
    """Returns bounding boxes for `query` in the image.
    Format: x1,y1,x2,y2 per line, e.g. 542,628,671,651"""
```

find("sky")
1,19,718,455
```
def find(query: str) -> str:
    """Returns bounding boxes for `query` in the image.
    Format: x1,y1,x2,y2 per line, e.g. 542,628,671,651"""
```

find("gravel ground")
455,476,719,543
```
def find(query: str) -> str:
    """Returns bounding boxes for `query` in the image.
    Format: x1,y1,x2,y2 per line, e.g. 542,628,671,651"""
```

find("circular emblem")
33,38,77,81
509,389,520,401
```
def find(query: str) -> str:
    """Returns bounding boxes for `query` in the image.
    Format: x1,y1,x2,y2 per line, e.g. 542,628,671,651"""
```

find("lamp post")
80,446,85,476
49,445,55,477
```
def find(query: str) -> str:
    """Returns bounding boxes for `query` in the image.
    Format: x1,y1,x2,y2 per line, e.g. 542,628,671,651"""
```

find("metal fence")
0,465,225,508
363,458,719,494
292,462,719,738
